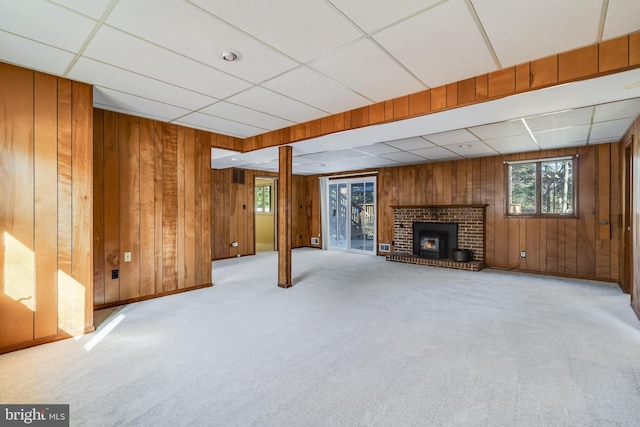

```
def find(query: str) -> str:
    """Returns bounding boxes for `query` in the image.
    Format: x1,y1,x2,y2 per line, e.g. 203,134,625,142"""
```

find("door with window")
327,177,376,254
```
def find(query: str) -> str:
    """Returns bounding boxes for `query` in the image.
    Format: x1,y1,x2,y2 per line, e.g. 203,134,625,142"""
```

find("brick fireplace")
387,204,487,271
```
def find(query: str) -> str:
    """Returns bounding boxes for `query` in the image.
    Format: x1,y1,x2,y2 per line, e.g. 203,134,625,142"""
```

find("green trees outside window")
507,158,574,216
255,185,271,213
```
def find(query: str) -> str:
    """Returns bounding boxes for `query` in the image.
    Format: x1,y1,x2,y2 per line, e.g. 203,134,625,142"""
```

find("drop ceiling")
1,0,639,175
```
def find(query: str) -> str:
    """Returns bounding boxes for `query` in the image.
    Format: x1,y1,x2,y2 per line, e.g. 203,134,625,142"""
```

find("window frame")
504,155,578,219
255,184,272,214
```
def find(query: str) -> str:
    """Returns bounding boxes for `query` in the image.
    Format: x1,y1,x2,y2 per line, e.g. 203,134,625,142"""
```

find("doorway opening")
327,177,377,255
255,177,277,252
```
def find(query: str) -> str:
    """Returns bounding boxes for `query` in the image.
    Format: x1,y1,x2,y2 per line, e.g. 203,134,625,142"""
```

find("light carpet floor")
2,248,640,426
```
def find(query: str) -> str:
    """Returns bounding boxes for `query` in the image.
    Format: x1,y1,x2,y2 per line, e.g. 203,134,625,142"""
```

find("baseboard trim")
0,325,95,355
94,283,213,311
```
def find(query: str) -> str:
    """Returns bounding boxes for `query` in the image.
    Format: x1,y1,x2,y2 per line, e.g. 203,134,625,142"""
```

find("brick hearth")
387,204,487,271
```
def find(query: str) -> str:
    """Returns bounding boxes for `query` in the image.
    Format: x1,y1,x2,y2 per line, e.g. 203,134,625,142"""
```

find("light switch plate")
124,252,132,262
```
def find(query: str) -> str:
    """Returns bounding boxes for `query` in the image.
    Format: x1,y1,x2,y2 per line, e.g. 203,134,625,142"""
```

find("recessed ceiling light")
220,49,242,62
231,157,239,161
320,163,327,167
458,144,472,149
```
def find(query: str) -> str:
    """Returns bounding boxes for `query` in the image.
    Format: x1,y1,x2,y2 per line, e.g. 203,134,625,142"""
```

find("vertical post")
278,146,293,288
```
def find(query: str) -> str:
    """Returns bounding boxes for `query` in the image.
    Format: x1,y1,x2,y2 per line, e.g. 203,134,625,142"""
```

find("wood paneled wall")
622,116,640,317
211,169,312,260
93,110,212,308
244,32,640,151
0,63,93,353
301,145,621,282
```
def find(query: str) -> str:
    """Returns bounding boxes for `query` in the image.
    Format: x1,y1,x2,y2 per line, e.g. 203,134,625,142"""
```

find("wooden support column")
278,146,293,288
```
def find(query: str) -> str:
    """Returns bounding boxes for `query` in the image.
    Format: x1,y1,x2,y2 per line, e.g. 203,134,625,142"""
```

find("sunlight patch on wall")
3,232,34,311
57,270,85,336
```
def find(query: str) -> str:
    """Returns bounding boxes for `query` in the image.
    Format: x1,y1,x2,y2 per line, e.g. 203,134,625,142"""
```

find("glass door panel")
327,178,376,254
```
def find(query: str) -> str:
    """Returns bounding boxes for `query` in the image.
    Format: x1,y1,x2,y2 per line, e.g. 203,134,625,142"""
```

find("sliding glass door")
328,177,376,254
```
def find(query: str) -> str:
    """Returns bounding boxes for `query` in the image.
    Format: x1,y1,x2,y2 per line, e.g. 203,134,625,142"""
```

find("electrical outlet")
520,251,526,258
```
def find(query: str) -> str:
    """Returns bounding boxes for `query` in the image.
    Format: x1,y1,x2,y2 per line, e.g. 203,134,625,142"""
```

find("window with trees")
255,185,271,213
506,156,576,217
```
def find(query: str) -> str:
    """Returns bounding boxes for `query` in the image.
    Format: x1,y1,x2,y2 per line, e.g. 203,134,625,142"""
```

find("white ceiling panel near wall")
471,0,602,67
423,129,480,146
443,140,496,157
188,0,362,63
468,119,530,139
49,0,113,19
409,146,461,161
385,137,435,151
106,0,298,84
328,0,442,34
0,0,97,52
352,143,401,155
94,87,191,122
262,66,372,114
0,30,75,75
308,38,424,102
534,124,591,148
602,0,640,40
593,98,640,122
373,0,497,87
69,57,219,110
201,102,295,131
482,134,538,154
227,86,327,123
174,111,267,137
524,107,594,133
589,117,636,141
83,26,252,99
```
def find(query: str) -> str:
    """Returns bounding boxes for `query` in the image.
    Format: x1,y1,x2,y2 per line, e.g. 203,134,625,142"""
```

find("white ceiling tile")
263,66,371,114
352,143,400,155
68,57,218,110
409,146,461,161
83,25,251,99
212,148,240,160
49,0,113,19
385,137,434,150
188,0,362,62
0,30,75,75
175,112,267,138
423,129,479,146
443,140,496,156
472,0,602,67
373,0,496,87
593,98,640,122
482,134,539,154
106,0,298,84
309,38,424,102
468,119,529,140
589,117,635,141
227,86,326,123
94,87,191,122
602,0,640,40
201,102,295,131
0,0,96,52
524,107,594,132
534,125,591,149
300,149,370,162
330,0,442,33
379,151,427,163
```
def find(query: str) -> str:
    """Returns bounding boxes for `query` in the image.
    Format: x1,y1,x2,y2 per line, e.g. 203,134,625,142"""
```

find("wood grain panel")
154,121,164,293
118,115,141,300
139,118,155,296
409,91,430,116
57,78,73,333
201,133,212,283
599,35,629,72
177,128,186,289
559,45,598,82
446,83,457,108
431,86,447,111
34,72,59,338
576,147,596,277
184,128,196,287
515,63,530,92
103,111,120,303
0,63,35,347
93,110,105,305
530,55,558,88
488,68,515,98
609,142,621,281
526,218,540,271
162,124,178,291
475,75,488,100
70,82,93,333
492,157,508,268
631,32,640,66
457,78,476,105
